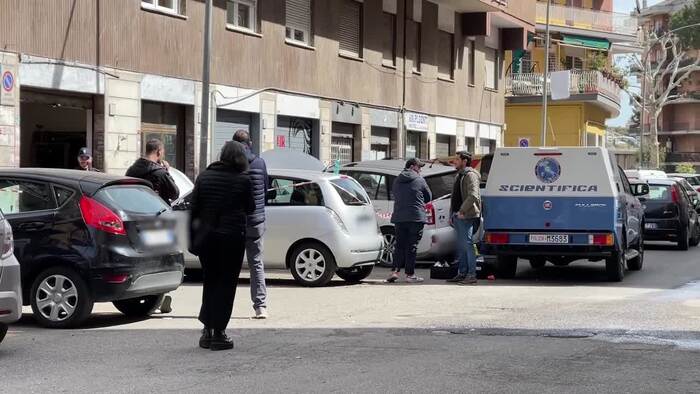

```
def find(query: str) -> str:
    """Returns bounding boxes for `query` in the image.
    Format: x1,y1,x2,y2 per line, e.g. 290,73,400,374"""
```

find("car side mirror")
631,183,649,197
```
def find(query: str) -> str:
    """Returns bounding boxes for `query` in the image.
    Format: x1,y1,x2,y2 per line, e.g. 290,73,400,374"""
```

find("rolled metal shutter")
214,109,252,162
331,123,355,164
339,0,361,56
286,0,311,38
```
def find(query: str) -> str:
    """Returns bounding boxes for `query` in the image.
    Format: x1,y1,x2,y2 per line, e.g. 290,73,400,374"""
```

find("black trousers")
392,222,424,276
198,232,246,331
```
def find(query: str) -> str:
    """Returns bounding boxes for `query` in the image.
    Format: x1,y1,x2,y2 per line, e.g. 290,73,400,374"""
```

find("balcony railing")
536,2,639,37
666,152,700,163
506,70,621,104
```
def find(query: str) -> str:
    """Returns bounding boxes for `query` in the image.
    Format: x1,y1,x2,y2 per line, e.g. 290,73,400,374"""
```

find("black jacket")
125,158,180,203
391,169,432,224
190,161,255,237
243,146,268,227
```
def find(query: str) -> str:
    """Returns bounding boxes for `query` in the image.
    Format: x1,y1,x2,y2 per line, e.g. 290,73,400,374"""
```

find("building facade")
0,0,534,178
502,0,638,148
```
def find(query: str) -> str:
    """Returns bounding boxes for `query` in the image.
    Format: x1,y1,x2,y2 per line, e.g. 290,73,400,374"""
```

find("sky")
606,0,663,127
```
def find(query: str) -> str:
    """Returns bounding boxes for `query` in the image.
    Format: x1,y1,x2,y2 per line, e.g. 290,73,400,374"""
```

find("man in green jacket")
447,151,482,285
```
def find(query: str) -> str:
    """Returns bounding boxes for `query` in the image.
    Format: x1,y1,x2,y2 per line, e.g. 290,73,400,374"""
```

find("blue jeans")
453,215,479,277
392,222,424,276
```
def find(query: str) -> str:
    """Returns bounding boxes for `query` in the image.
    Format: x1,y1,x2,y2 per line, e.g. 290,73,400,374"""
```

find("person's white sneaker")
254,307,268,319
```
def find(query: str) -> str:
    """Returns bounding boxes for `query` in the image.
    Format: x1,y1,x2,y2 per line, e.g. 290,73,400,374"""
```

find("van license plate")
645,223,657,230
142,229,174,246
529,234,569,244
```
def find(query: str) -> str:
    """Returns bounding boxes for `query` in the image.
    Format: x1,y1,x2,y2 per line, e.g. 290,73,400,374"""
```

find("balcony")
507,70,621,101
666,152,700,164
536,2,639,38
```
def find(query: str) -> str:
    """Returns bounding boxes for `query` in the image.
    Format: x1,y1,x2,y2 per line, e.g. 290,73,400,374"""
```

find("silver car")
340,160,458,266
0,211,22,344
172,151,383,287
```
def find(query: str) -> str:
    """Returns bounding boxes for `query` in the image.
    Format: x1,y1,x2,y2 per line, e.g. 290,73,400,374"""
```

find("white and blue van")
481,147,648,282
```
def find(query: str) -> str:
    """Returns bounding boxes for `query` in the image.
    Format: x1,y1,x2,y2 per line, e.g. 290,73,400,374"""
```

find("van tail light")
485,232,509,244
589,234,614,246
671,186,680,204
425,203,435,225
79,196,126,235
1,219,13,259
696,187,700,193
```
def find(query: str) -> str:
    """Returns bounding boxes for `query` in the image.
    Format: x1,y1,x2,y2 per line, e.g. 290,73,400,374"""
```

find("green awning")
561,34,610,51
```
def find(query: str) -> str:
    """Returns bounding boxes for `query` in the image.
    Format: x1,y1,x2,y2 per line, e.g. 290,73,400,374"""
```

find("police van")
481,147,648,282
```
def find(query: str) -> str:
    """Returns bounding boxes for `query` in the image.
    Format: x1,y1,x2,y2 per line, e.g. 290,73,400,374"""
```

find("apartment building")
639,0,700,171
0,0,534,177
502,0,638,148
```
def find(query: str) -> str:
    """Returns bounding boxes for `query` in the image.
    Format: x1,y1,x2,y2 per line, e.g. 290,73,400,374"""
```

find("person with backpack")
447,151,482,285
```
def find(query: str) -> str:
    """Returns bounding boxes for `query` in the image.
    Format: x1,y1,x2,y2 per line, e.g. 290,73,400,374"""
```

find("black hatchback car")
0,169,184,328
641,178,700,250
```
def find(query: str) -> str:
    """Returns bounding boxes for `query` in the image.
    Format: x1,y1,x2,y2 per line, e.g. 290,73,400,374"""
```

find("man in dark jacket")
233,130,269,319
76,147,100,172
387,158,432,284
126,139,180,204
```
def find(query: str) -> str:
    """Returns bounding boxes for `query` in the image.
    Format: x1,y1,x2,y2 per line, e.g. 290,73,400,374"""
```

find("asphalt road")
2,242,699,393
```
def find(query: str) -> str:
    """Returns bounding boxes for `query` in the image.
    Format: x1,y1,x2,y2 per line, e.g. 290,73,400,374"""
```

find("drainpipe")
199,0,213,173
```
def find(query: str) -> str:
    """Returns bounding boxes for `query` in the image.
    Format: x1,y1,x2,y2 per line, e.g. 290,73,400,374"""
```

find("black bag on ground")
430,262,458,280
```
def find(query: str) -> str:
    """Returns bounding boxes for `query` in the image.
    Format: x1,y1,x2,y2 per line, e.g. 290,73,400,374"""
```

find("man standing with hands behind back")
448,151,481,285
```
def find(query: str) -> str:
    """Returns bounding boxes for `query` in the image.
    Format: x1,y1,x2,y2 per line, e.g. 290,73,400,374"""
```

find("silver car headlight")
326,208,349,234
1,220,13,259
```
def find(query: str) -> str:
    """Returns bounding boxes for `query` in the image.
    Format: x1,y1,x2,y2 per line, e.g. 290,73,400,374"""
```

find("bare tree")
626,31,700,168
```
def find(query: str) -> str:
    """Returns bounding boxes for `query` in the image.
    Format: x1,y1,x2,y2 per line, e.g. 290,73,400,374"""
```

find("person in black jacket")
191,140,255,351
125,139,180,204
232,130,269,319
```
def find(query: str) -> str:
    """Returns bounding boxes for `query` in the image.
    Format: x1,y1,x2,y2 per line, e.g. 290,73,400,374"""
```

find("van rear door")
483,148,616,232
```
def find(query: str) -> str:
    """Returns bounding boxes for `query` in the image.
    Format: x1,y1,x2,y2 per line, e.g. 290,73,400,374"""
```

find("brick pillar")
359,108,372,161
103,71,142,174
427,116,436,159
0,52,20,167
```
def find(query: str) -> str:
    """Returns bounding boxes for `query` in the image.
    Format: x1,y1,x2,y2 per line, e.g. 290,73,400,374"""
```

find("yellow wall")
505,103,586,147
584,103,609,136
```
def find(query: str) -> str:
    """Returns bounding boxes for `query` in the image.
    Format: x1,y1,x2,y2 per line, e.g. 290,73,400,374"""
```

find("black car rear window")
94,185,170,214
426,173,456,200
645,185,672,202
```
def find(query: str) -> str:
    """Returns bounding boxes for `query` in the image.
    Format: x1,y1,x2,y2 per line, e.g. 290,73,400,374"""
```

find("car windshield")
644,185,673,202
94,185,170,214
426,173,456,200
330,177,370,205
169,168,194,199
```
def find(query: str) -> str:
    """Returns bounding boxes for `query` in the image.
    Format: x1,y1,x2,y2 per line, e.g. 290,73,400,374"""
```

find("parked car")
625,169,667,181
340,160,458,267
671,177,700,213
667,173,700,193
482,147,647,282
175,151,383,287
640,178,700,250
0,169,185,328
0,210,22,344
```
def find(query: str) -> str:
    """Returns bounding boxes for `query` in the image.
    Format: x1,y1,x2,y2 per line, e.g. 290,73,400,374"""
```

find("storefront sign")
370,108,398,128
404,112,429,132
332,102,361,124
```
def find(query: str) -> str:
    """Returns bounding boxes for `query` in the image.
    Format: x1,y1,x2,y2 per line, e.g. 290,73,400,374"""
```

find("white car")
171,151,383,287
0,211,22,344
625,169,667,181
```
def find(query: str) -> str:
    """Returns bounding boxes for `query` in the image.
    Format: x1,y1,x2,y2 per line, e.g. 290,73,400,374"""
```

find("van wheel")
605,252,625,282
113,294,165,317
377,227,396,268
336,265,374,283
290,243,337,287
0,323,7,344
529,258,546,269
30,267,93,328
497,256,518,279
678,225,690,251
627,231,644,271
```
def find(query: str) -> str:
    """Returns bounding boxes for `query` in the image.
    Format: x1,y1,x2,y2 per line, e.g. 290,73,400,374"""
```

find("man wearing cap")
387,158,432,283
76,147,100,172
448,151,481,285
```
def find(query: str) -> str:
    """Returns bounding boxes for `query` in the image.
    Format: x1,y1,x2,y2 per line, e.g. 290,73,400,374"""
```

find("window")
438,31,454,80
485,48,498,90
468,39,475,85
349,173,388,201
54,186,75,207
618,167,632,194
94,186,169,215
267,178,324,206
0,180,55,215
330,178,370,206
411,21,421,72
466,137,475,153
227,0,257,32
382,12,396,66
339,0,362,58
286,0,312,45
425,173,457,200
142,0,182,15
406,132,421,159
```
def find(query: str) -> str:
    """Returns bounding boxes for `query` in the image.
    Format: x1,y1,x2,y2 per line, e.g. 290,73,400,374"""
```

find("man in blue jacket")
233,130,269,319
387,158,432,283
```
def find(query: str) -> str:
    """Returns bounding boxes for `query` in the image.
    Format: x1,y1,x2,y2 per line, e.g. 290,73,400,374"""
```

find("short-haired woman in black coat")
190,141,255,351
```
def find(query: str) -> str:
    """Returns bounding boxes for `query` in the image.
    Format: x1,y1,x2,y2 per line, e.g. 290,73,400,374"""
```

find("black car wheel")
0,323,7,344
605,251,625,282
336,265,374,283
690,222,700,247
678,224,690,251
30,266,94,329
497,256,518,279
113,294,165,317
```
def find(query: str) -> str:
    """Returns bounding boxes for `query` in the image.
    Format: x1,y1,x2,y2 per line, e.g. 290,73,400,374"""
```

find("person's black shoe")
159,295,172,314
210,330,234,351
447,274,466,283
199,328,212,349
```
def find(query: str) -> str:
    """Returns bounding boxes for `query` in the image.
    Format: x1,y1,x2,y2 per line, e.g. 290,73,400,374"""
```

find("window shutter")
438,31,453,79
286,0,311,39
485,48,496,89
339,0,362,56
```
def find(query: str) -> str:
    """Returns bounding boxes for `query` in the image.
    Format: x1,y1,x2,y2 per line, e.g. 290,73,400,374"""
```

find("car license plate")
645,223,657,230
142,229,174,246
529,234,569,244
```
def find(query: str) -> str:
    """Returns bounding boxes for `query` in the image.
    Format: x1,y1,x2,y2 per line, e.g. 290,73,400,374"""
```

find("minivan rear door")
425,171,458,229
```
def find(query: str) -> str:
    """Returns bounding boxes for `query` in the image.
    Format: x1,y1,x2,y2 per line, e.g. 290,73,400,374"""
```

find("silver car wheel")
378,233,395,267
35,274,78,322
294,248,326,282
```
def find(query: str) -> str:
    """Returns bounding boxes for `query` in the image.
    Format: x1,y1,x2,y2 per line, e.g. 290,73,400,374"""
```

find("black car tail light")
79,196,126,235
